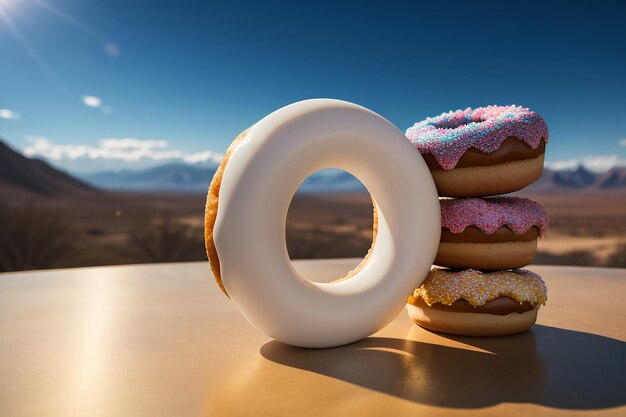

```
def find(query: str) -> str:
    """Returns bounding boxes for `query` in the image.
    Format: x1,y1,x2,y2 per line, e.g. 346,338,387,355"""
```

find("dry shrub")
127,213,205,262
533,250,599,267
0,206,77,272
606,242,626,268
286,226,372,259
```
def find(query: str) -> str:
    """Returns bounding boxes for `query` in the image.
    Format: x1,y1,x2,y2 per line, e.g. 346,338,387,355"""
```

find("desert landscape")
2,189,625,272
286,191,626,268
1,139,625,272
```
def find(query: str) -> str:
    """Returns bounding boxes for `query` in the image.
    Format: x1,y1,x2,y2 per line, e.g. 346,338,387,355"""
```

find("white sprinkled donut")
205,99,440,348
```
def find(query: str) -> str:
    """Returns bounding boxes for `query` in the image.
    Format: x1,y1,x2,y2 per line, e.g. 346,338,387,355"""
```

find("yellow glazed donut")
205,99,440,348
407,267,548,336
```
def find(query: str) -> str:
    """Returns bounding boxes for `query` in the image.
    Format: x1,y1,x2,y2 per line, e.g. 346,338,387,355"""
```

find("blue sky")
1,0,625,172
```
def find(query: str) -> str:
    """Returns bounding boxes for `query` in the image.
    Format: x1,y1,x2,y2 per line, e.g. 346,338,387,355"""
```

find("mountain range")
79,164,368,193
529,165,626,191
1,139,625,196
79,162,626,193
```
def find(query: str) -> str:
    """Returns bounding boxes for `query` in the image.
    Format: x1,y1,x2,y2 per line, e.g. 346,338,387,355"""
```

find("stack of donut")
405,105,549,336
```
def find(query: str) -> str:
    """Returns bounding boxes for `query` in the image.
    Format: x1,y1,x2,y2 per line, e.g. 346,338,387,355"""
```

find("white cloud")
546,154,626,173
82,95,102,108
0,108,21,120
82,96,113,115
103,42,120,58
545,159,579,171
98,138,168,151
620,138,626,148
22,136,223,172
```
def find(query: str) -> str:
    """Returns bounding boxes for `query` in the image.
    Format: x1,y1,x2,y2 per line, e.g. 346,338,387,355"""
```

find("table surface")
1,260,625,417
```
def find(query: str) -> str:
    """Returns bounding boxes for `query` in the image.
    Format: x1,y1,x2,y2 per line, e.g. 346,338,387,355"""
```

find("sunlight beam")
30,0,106,42
0,6,69,93
30,0,120,56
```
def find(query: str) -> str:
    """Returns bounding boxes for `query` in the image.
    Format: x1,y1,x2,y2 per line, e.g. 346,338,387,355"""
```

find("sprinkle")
441,197,548,238
405,105,548,170
411,268,548,308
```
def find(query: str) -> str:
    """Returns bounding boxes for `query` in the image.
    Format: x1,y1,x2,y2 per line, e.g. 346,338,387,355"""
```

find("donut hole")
435,117,485,130
285,169,374,283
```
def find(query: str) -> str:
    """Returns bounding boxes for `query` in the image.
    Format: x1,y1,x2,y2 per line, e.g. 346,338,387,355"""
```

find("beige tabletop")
1,260,625,417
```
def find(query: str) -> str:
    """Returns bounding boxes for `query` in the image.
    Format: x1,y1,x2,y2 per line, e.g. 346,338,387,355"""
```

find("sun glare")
1,0,120,93
0,0,17,11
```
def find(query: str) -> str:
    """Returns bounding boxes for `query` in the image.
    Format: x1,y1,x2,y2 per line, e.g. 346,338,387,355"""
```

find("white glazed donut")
208,99,440,348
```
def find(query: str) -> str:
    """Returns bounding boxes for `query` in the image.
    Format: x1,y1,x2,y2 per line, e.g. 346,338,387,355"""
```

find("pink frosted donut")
406,105,548,197
436,197,548,270
441,197,548,237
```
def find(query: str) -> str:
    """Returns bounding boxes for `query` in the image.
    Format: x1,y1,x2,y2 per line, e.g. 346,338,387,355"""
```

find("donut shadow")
259,325,626,410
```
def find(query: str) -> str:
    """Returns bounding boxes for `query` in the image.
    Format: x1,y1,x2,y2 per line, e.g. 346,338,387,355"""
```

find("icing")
441,197,548,238
406,105,548,170
213,99,440,348
411,267,547,308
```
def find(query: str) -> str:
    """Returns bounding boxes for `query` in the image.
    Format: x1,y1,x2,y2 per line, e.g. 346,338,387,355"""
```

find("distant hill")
81,163,217,192
79,160,626,194
0,139,96,198
526,166,626,193
596,167,626,189
79,164,367,193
